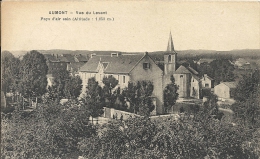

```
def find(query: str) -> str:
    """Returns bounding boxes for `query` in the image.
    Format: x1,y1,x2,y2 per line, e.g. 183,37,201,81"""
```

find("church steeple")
167,32,174,52
164,32,177,75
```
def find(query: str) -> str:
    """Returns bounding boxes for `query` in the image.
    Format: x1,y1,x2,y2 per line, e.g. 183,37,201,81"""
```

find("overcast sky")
2,1,260,52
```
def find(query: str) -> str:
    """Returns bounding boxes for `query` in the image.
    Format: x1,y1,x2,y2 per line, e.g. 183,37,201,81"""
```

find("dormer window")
111,53,118,57
143,63,150,70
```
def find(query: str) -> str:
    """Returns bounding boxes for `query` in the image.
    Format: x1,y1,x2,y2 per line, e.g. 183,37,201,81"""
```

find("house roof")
187,66,199,75
192,74,200,81
222,82,237,88
69,62,85,70
63,54,75,63
80,54,145,74
75,54,88,62
205,75,214,81
58,56,70,62
174,65,192,74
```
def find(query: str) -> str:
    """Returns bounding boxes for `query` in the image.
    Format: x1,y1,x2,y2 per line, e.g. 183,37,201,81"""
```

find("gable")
175,65,192,74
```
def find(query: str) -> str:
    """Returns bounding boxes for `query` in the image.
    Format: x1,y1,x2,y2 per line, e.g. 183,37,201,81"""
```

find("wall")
130,55,164,114
164,53,177,75
190,77,200,99
214,83,230,99
202,76,212,88
103,107,140,120
174,73,191,98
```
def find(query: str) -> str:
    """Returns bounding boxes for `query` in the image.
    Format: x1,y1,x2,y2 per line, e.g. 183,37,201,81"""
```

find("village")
2,32,260,158
35,33,256,120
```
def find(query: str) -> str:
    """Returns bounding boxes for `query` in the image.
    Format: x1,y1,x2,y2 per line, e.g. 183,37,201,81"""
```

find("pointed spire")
167,32,174,52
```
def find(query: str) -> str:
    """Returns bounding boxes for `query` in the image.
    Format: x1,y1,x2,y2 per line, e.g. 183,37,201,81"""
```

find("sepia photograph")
1,1,260,158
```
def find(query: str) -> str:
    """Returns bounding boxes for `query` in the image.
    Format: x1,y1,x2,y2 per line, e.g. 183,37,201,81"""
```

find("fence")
103,107,140,120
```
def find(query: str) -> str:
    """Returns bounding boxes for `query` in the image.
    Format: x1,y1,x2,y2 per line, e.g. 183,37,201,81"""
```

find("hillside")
4,49,260,59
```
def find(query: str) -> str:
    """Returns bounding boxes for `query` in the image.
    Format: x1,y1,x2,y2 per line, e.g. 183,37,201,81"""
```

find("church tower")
164,32,177,75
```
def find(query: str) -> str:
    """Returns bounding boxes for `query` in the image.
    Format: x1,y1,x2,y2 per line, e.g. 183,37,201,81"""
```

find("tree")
163,75,179,113
47,69,70,101
83,77,104,123
19,50,48,107
209,59,235,84
1,100,96,159
197,58,235,84
233,70,260,102
64,75,82,99
231,70,260,128
102,75,119,108
197,62,213,77
1,51,21,97
79,112,257,159
138,81,155,116
123,81,154,116
122,82,141,114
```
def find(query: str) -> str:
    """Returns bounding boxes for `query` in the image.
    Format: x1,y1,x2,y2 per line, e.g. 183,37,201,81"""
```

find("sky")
2,1,260,52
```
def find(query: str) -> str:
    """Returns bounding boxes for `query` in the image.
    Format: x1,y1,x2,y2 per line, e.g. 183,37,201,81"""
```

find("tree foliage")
1,51,21,94
79,111,256,159
198,58,235,84
64,75,82,99
102,75,119,108
19,50,48,100
231,70,260,128
123,81,155,116
47,69,70,101
1,100,97,159
163,75,179,113
83,77,104,119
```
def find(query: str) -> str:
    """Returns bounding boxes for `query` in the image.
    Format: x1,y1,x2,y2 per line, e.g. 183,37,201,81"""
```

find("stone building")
79,52,164,114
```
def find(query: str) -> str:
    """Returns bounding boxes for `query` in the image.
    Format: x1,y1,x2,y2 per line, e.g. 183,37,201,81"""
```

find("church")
163,33,202,99
79,32,213,114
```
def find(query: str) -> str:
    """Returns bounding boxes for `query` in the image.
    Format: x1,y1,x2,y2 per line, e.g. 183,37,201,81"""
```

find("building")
214,82,236,99
201,74,214,88
44,54,88,76
44,54,68,74
196,58,214,65
79,52,164,114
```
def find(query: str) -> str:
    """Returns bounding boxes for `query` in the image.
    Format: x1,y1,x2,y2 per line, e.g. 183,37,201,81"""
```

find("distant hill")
4,49,260,58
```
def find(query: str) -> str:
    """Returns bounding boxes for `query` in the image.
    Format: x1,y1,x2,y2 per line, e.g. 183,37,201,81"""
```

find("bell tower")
164,32,177,75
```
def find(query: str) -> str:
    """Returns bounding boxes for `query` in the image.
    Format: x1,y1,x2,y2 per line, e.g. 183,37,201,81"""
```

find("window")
180,75,183,78
168,55,172,63
143,63,150,69
123,76,126,83
205,83,209,88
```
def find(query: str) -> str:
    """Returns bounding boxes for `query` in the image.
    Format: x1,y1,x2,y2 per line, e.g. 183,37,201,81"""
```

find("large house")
79,52,164,113
79,32,214,114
